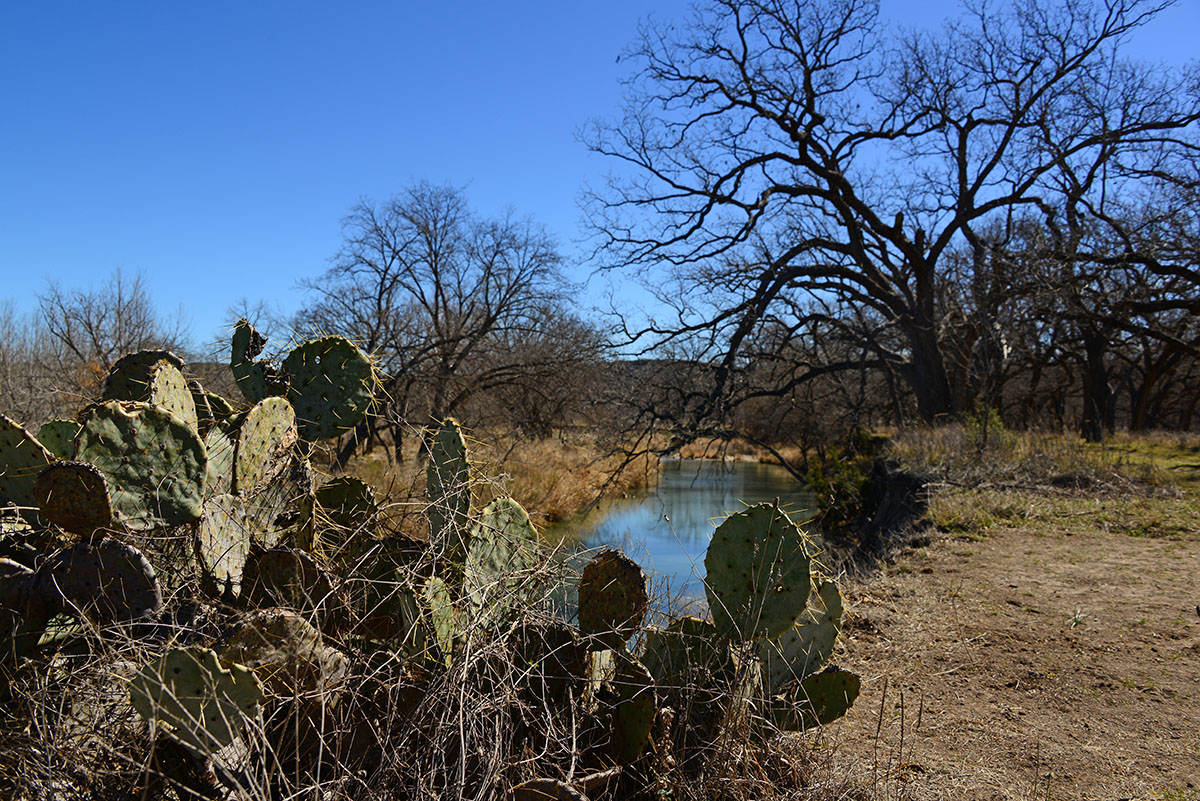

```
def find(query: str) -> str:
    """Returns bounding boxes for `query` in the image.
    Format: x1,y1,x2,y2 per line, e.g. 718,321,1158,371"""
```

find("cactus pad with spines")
642,615,735,691
234,396,298,495
704,503,811,640
425,575,456,664
0,557,49,660
222,609,347,697
39,539,162,623
129,646,265,757
0,414,55,512
34,461,113,535
760,580,843,694
282,336,376,440
610,652,657,764
315,475,377,543
465,497,540,627
778,666,861,729
427,418,471,563
203,425,236,498
76,401,207,531
103,351,198,432
36,419,80,461
243,546,333,613
577,548,648,648
195,493,255,598
231,319,286,404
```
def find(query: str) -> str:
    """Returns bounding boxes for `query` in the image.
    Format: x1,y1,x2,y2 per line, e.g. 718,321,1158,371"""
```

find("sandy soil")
829,521,1200,800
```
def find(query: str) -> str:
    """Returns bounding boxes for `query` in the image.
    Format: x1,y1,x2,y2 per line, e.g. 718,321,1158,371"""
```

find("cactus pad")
779,666,861,729
203,425,236,498
642,616,735,691
425,575,456,663
76,401,207,531
577,549,648,648
465,497,541,626
129,646,264,756
39,539,162,623
234,396,298,495
231,319,286,404
103,351,198,432
704,503,811,640
282,336,376,441
36,419,80,461
760,580,843,694
0,414,55,511
222,609,347,697
34,461,113,535
427,418,471,563
0,557,48,660
610,652,657,764
243,547,333,612
195,493,255,598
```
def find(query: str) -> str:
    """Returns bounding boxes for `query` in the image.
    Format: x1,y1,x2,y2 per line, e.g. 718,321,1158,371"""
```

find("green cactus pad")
76,401,208,531
195,493,256,598
315,475,376,532
34,461,113,535
0,558,49,661
39,539,162,623
465,497,541,627
512,779,588,801
610,652,657,764
512,619,587,704
222,609,347,697
242,455,315,549
103,351,198,432
206,391,236,420
282,336,376,441
704,503,811,640
760,580,843,694
0,414,55,512
577,548,648,648
129,646,264,756
234,396,298,495
36,419,80,461
243,547,333,612
203,425,236,498
426,418,471,563
778,666,861,729
231,319,286,404
642,616,735,691
425,575,456,664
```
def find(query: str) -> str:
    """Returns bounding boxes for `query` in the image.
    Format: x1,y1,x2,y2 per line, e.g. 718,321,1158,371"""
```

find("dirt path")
829,520,1200,799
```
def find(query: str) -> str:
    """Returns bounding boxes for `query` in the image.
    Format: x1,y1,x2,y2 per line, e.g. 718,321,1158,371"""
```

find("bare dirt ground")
827,515,1200,800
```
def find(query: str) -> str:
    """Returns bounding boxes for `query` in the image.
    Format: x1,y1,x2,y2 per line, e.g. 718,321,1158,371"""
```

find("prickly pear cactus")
282,336,376,441
195,493,255,598
773,666,861,729
234,396,298,495
427,419,471,565
34,461,113,535
76,401,207,531
642,615,735,692
203,425,236,498
465,497,541,628
704,503,811,640
231,319,286,404
760,580,843,694
103,351,198,432
577,548,648,649
222,609,347,697
38,539,162,623
243,546,333,613
425,575,457,664
0,557,49,661
609,652,657,764
129,646,265,757
36,419,80,461
315,475,376,533
0,414,55,512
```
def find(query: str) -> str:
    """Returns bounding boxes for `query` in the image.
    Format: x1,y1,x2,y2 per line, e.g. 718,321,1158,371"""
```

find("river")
549,458,814,610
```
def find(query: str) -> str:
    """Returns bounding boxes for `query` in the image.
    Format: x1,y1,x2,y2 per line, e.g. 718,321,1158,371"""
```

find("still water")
553,459,813,607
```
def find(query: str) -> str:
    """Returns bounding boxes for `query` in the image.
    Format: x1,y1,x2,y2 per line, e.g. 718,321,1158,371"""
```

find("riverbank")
805,433,1200,798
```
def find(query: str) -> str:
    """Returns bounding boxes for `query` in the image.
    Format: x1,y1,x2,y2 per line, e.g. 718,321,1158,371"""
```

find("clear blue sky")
2,1,1196,351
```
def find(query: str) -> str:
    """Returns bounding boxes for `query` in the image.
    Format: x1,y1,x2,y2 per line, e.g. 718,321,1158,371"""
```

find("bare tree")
298,182,601,463
584,0,1200,437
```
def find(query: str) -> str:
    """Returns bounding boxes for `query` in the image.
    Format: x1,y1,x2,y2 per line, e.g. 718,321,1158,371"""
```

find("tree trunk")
900,322,955,423
1079,332,1111,443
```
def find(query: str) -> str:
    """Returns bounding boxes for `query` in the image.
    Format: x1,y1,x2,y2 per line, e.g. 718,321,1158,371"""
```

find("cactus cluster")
0,321,861,799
